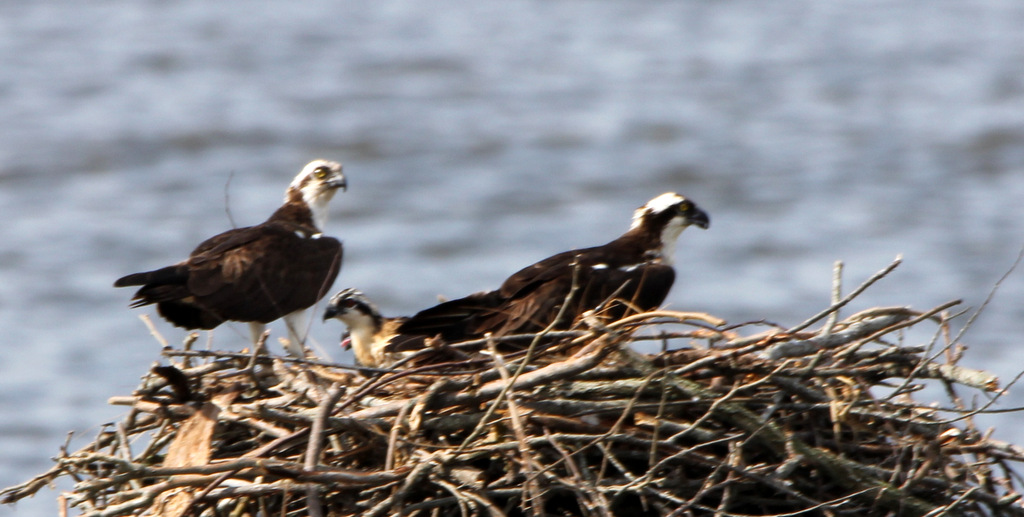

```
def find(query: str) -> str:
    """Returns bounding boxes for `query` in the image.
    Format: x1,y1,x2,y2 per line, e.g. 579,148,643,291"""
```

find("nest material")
5,292,1024,515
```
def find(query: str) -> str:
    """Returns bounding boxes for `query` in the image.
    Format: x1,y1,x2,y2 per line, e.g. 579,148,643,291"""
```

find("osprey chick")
322,288,416,368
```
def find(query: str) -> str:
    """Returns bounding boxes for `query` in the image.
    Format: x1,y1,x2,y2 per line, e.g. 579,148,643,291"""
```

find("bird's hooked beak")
323,303,341,321
687,206,710,230
327,175,347,192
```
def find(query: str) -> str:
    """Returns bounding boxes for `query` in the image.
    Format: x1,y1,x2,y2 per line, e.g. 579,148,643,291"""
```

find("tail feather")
114,265,187,288
128,297,151,309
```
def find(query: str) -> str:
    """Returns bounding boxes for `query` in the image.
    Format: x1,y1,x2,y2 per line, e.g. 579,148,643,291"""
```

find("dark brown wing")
113,223,267,294
186,223,342,324
573,263,675,322
381,319,478,367
396,290,505,342
479,261,675,337
399,254,674,342
495,249,581,298
394,251,580,340
116,223,342,329
189,227,264,261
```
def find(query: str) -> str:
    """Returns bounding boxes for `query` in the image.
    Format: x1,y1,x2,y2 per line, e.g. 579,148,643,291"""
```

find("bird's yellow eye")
678,200,691,212
313,166,329,179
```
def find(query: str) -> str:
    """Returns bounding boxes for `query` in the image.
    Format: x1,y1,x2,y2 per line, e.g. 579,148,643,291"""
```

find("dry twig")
4,274,1024,517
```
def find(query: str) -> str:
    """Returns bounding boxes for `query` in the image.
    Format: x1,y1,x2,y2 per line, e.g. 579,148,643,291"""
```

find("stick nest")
5,300,1024,516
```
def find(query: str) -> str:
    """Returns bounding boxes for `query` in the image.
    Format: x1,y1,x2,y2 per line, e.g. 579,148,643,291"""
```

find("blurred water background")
3,1,1024,515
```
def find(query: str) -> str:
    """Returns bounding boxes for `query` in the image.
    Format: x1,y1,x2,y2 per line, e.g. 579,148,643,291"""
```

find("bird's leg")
249,322,266,347
282,309,309,358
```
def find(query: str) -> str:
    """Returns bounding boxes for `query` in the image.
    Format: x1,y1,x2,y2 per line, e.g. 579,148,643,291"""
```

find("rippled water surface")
3,2,1024,515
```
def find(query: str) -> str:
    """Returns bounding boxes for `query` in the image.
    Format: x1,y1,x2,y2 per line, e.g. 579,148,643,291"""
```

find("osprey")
114,160,347,357
322,288,424,368
397,193,709,342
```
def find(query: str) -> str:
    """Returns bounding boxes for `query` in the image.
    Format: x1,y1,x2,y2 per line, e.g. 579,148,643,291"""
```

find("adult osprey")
397,192,709,343
114,160,347,357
